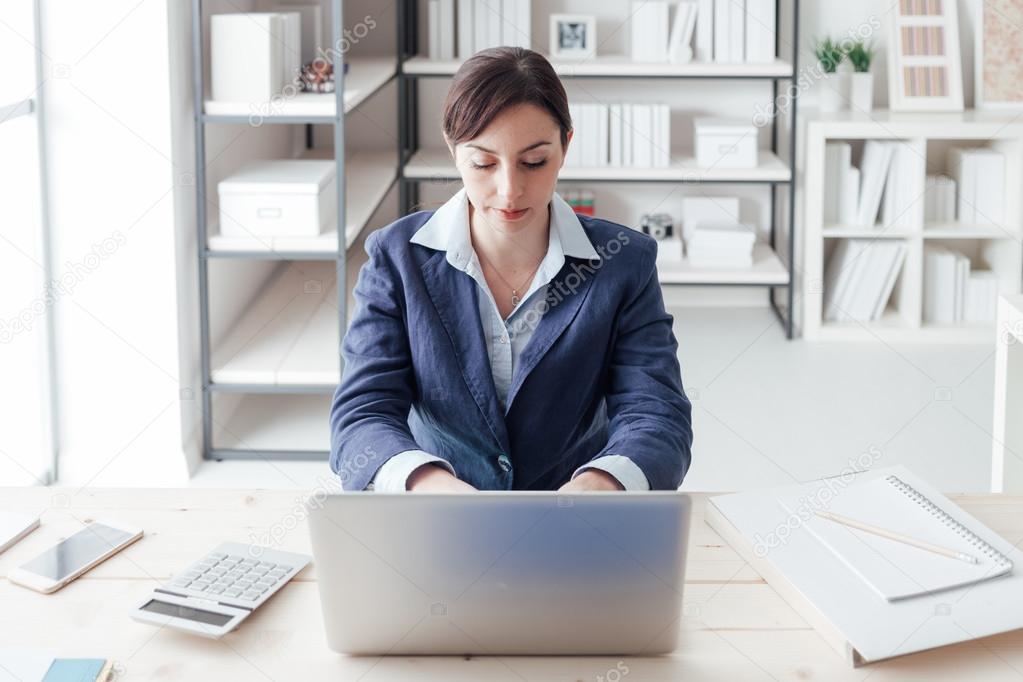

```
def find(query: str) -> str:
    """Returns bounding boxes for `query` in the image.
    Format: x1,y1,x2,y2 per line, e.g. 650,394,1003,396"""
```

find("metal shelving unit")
395,0,800,338
191,0,397,461
190,0,800,462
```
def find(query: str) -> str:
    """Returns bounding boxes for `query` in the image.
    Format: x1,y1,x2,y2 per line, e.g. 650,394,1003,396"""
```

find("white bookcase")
803,111,1023,342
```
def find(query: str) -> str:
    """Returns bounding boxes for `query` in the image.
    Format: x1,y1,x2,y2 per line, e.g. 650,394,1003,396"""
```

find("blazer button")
497,454,512,472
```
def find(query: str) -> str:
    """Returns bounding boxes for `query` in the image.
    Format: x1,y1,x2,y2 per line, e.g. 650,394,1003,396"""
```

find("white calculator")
130,542,311,638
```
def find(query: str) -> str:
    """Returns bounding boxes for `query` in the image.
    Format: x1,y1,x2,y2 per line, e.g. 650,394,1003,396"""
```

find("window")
0,2,56,485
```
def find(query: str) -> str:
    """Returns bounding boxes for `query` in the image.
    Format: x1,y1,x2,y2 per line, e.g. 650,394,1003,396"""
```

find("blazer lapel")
506,259,599,411
421,252,511,454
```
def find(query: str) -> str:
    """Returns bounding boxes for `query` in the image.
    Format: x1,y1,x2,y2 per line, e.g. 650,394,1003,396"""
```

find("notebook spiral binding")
886,475,1013,568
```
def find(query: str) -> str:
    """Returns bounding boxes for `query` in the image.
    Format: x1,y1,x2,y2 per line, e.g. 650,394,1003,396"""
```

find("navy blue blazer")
329,210,693,491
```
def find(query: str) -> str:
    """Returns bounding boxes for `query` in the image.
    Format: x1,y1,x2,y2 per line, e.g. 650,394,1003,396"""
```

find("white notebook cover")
707,465,1023,665
778,475,1012,601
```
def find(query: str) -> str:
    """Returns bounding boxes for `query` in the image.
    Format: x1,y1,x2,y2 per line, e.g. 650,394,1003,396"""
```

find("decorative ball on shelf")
300,58,341,93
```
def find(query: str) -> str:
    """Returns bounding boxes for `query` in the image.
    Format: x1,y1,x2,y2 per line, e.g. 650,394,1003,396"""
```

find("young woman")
330,47,692,492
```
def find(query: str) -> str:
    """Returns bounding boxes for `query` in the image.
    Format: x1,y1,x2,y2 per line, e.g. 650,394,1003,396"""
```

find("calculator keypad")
169,552,295,603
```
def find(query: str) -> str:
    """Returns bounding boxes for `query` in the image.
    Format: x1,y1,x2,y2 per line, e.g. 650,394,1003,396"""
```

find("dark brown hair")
442,47,571,150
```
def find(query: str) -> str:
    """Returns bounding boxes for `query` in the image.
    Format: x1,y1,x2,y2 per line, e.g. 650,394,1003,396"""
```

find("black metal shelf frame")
395,0,799,339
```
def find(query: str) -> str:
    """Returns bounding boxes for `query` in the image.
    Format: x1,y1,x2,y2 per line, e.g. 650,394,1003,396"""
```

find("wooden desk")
2,489,1022,681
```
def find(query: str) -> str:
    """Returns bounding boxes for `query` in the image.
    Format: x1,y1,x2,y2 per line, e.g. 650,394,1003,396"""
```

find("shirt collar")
409,187,600,265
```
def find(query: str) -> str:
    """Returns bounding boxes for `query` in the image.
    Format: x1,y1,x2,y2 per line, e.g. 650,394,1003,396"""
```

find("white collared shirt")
371,188,649,492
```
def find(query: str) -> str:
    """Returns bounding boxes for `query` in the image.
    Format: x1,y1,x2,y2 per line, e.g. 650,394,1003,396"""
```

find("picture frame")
974,0,1023,110
549,14,597,60
886,0,964,112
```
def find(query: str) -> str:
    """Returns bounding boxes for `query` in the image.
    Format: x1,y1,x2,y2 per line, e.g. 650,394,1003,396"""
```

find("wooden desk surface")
1,488,1022,681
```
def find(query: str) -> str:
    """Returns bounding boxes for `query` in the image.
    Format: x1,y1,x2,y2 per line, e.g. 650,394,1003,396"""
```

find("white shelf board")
816,312,993,343
806,109,1023,139
402,55,793,78
276,298,341,385
211,261,341,386
657,242,789,285
919,321,993,336
403,148,791,183
819,307,909,330
822,226,917,239
204,57,396,118
213,393,331,452
207,149,396,255
923,223,1022,239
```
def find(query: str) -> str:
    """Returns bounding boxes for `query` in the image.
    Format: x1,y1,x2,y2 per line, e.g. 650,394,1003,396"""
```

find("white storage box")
218,160,337,238
681,196,741,241
694,118,759,169
685,222,756,268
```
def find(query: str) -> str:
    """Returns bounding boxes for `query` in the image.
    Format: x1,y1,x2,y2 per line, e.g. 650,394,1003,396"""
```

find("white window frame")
0,0,58,484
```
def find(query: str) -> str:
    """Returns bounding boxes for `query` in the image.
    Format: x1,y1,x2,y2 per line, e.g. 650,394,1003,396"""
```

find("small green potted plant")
844,40,877,112
813,36,846,112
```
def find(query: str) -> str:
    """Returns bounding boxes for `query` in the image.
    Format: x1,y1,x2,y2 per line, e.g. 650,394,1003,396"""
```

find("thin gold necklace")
476,248,544,306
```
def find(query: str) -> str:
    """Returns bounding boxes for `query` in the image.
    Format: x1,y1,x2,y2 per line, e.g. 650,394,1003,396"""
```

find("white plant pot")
850,72,874,112
818,72,846,112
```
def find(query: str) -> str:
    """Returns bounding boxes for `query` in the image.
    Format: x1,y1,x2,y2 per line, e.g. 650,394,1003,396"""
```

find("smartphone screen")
19,523,135,581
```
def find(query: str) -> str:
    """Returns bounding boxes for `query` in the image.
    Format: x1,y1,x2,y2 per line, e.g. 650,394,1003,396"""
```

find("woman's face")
448,103,571,237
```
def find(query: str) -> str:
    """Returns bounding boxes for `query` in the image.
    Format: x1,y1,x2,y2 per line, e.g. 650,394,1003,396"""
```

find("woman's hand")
407,463,477,492
558,469,624,492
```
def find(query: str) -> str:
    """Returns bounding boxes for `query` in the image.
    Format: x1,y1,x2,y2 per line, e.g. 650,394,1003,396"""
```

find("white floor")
189,305,999,494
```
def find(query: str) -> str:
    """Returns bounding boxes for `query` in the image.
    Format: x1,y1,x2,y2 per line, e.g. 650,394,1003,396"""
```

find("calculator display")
139,599,233,626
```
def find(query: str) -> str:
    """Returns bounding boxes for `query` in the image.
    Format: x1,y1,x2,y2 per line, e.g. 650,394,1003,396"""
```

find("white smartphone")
8,519,143,594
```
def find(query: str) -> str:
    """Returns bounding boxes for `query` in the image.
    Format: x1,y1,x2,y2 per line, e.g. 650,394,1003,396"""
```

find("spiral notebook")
778,474,1014,601
708,466,1023,664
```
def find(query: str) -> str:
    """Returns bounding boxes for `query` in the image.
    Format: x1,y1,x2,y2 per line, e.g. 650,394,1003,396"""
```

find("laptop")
305,491,691,655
